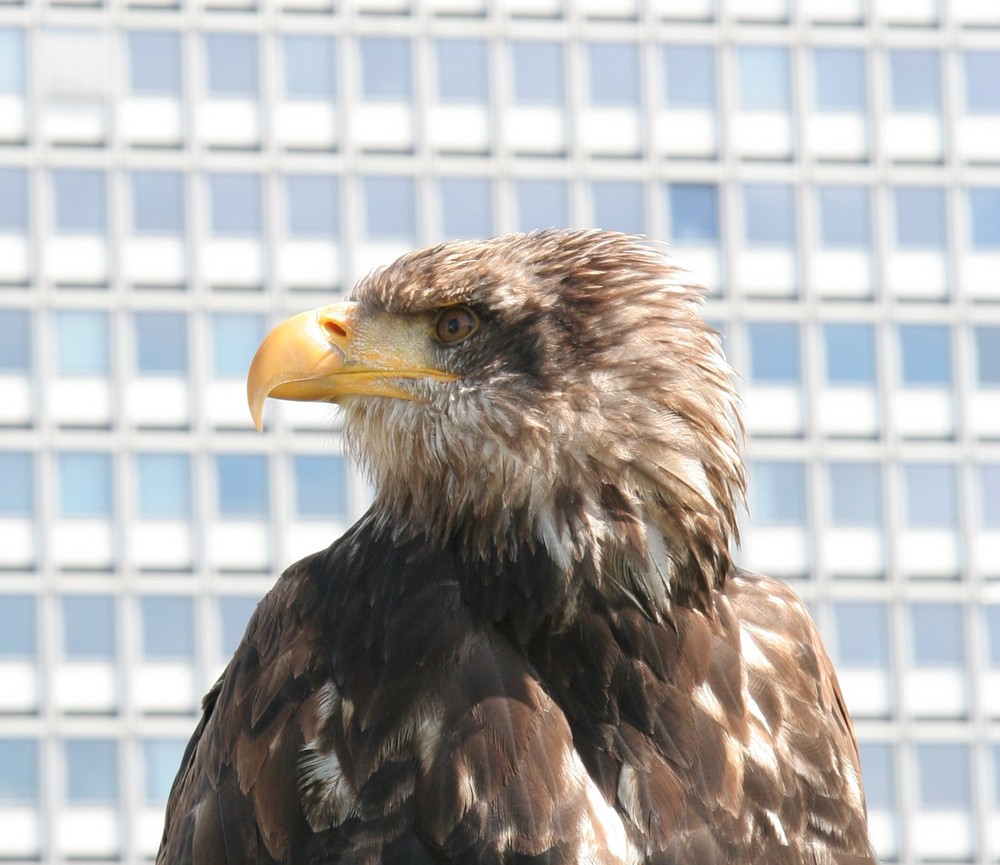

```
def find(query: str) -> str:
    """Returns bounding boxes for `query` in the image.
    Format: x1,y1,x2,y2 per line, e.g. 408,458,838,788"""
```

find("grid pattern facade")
0,0,999,862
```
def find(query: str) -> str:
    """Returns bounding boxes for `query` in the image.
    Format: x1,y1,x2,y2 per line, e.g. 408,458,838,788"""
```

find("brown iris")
434,306,478,345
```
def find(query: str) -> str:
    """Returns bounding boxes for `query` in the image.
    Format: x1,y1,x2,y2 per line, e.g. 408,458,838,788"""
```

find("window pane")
63,595,116,658
748,322,800,383
899,325,950,385
141,596,194,659
293,455,347,518
737,47,790,110
663,44,714,108
0,310,30,370
360,38,411,100
0,596,36,656
0,28,24,93
829,462,882,526
890,50,941,111
514,179,569,231
135,312,188,373
981,465,1000,528
143,739,185,804
137,454,191,519
286,175,339,238
964,51,1000,113
440,178,493,239
283,35,335,98
216,454,268,517
219,596,256,656
209,173,262,237
834,602,888,664
211,313,266,376
53,170,107,234
131,171,184,235
814,48,866,111
363,177,416,240
894,187,946,248
668,184,718,243
58,453,113,518
54,311,110,375
437,39,487,102
0,739,38,804
817,185,870,248
592,181,644,234
911,604,965,665
0,167,28,231
205,34,258,97
916,744,970,809
858,743,895,810
970,188,1000,249
65,740,118,804
904,464,957,528
0,452,33,515
588,43,639,106
750,461,806,525
975,327,1000,385
511,41,564,105
986,605,1000,665
743,184,795,246
824,323,875,384
128,31,181,96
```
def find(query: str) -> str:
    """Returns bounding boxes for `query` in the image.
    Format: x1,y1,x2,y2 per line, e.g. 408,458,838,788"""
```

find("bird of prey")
157,230,876,865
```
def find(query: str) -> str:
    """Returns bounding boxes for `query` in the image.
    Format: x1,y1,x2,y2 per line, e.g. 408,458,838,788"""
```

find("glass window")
592,181,644,235
963,51,1000,113
360,38,411,100
53,170,107,234
293,455,347,519
511,41,564,105
287,175,339,238
743,184,795,247
750,460,807,526
986,605,1000,666
969,188,1000,249
216,454,268,517
219,596,256,656
981,465,1000,528
663,44,714,108
0,29,24,94
143,739,185,804
135,311,187,374
889,50,941,112
362,177,416,241
0,452,33,515
128,31,181,96
63,595,116,658
436,39,487,102
829,462,882,527
131,171,184,235
834,601,888,664
58,453,113,518
0,167,28,231
911,604,965,665
283,35,335,99
894,187,946,249
140,596,194,659
813,48,866,111
211,313,266,376
737,47,790,111
440,178,493,240
0,310,31,370
205,34,258,97
817,185,870,248
0,595,36,656
899,324,950,385
824,323,875,384
858,743,895,810
916,744,970,809
976,327,1000,385
137,454,190,519
588,43,640,106
514,179,569,231
904,463,958,528
208,173,262,237
0,739,38,804
668,184,718,243
65,740,118,804
54,310,110,375
748,322,800,383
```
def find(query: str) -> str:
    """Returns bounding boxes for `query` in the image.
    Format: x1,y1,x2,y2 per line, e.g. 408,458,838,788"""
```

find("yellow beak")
246,302,457,431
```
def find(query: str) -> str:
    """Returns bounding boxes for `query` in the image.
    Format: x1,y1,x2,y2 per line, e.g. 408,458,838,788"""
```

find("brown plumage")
157,230,876,865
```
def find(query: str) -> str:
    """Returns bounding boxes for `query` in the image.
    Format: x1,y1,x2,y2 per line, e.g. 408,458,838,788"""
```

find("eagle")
157,230,876,865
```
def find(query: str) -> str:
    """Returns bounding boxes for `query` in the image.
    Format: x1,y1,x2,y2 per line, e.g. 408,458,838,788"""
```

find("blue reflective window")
858,743,895,810
964,51,1000,113
514,180,569,231
360,38,411,100
141,596,194,659
219,596,257,656
128,31,181,96
911,604,965,665
737,47,790,111
54,311,110,375
899,325,950,385
904,463,958,529
216,454,269,517
743,184,795,246
668,184,718,243
131,171,184,235
0,310,31,370
437,39,488,102
0,168,28,231
970,188,1000,249
0,596,36,656
283,35,335,98
748,322,800,383
592,181,644,235
63,595,116,658
143,739,186,804
987,605,1000,663
817,186,870,248
66,740,119,804
211,313,266,376
894,187,946,248
58,453,113,518
916,743,969,808
834,601,888,664
511,41,564,105
209,173,262,237
749,461,807,526
363,177,416,240
813,48,866,111
588,43,640,106
981,466,1000,528
53,170,107,234
205,34,258,97
829,462,882,527
975,327,1000,386
663,45,715,108
0,739,38,804
0,28,25,93
0,452,33,515
135,312,188,373
293,455,347,518
889,50,941,111
287,175,339,238
137,454,191,518
824,323,875,384
440,178,493,240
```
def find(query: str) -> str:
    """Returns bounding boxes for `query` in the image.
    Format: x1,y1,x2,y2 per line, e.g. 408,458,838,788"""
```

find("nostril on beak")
322,318,347,340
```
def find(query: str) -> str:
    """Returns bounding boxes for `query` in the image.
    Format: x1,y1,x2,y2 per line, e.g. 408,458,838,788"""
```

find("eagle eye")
434,306,479,345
